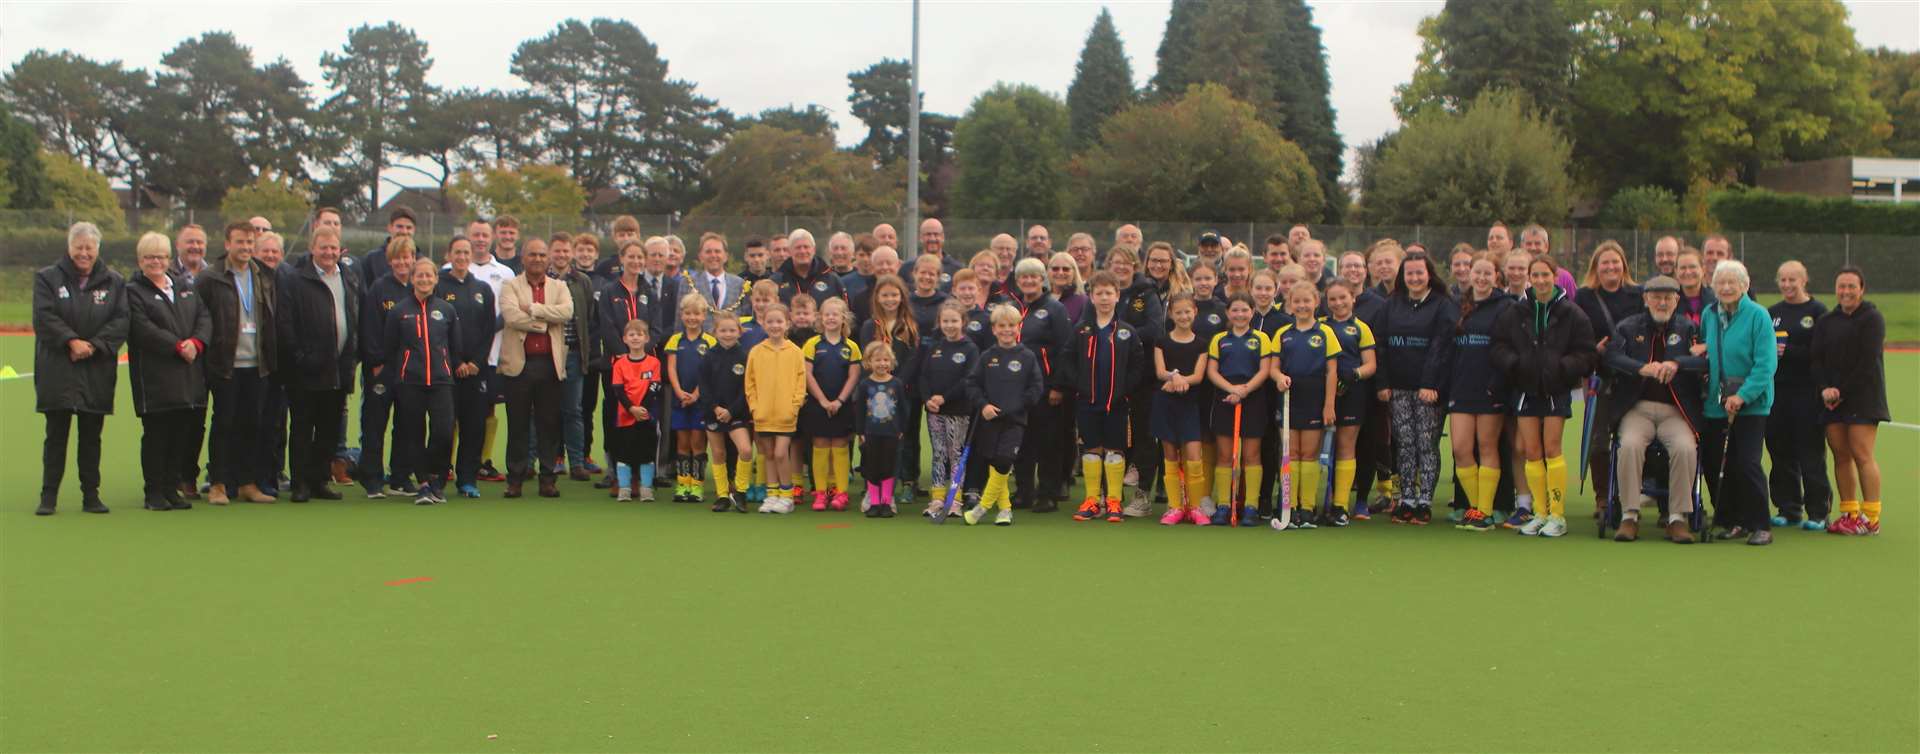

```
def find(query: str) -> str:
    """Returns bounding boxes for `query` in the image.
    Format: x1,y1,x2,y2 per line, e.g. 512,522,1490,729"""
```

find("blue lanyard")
236,268,253,318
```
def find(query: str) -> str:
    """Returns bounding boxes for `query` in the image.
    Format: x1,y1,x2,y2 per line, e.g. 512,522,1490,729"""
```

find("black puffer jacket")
1811,300,1889,422
1603,312,1707,431
275,258,361,393
775,257,846,306
32,256,127,414
196,256,278,380
1491,286,1597,397
434,269,496,370
1113,273,1165,345
126,273,212,416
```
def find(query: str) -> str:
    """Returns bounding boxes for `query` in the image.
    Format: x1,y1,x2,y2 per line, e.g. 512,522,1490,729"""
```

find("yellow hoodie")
745,338,807,432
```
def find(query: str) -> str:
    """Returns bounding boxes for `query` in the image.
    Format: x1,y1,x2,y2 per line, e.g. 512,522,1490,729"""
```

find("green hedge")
1709,188,1920,235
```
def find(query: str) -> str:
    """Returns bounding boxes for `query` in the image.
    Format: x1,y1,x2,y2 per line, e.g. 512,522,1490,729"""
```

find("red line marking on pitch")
816,523,852,530
385,576,434,586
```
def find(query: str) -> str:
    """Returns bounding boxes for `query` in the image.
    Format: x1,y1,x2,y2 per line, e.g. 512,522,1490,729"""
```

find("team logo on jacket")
731,363,746,375
696,341,710,355
382,300,395,310
638,295,649,305
1008,359,1023,372
476,293,485,304
1207,313,1222,325
594,290,602,301
92,290,109,304
1117,329,1132,340
1801,316,1814,329
814,281,829,292
1035,309,1048,319
967,320,982,332
56,286,69,299
839,346,852,359
1667,333,1681,346
1244,340,1259,351
951,351,966,364
1132,299,1146,312
373,383,386,395
642,370,654,380
430,310,444,321
1342,325,1356,337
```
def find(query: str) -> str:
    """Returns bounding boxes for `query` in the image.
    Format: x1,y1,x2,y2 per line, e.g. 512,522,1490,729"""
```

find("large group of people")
33,212,1890,544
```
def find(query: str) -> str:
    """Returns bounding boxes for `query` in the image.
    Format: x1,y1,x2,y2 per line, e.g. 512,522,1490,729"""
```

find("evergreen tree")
1066,8,1136,150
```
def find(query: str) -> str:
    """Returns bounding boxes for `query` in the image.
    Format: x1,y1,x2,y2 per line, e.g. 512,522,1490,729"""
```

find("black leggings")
140,409,199,497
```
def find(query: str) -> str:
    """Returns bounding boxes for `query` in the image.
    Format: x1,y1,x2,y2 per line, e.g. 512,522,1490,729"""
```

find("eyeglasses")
1048,266,1073,272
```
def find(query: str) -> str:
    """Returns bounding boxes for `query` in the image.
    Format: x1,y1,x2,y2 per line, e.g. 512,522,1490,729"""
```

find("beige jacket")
498,272,574,377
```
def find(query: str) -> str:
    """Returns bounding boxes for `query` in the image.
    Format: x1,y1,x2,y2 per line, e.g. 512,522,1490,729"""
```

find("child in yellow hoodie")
746,302,808,513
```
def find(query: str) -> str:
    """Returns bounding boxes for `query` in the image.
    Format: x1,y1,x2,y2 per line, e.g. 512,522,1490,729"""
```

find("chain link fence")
3,208,1916,291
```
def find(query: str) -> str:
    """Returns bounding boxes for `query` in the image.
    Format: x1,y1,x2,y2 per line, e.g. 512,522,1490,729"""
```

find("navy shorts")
1334,381,1369,427
671,404,705,431
1150,391,1205,444
1077,403,1129,450
1821,412,1882,426
1209,388,1270,439
1511,390,1572,419
1447,388,1507,416
1287,385,1328,430
799,401,854,438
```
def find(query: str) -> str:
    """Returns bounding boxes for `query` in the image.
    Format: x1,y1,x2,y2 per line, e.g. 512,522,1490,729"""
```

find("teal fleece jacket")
1703,295,1776,419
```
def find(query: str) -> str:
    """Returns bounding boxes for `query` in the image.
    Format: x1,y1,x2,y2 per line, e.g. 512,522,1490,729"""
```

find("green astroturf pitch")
1,335,1915,753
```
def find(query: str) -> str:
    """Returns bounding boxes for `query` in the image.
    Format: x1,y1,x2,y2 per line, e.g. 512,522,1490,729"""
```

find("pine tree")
1269,0,1344,221
1066,8,1137,150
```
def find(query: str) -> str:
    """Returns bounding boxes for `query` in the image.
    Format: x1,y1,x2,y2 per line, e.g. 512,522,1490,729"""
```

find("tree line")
1,0,1915,234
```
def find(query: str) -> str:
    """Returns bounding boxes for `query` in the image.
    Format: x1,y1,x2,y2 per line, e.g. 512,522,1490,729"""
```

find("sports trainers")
830,492,849,511
1105,498,1124,523
711,496,731,512
1198,496,1218,517
1123,489,1152,518
1327,507,1351,527
1520,514,1549,536
363,486,386,500
1861,518,1881,536
1188,508,1212,526
923,502,940,518
1160,508,1187,526
1503,508,1536,530
1073,497,1102,521
617,487,632,502
1351,506,1371,521
457,484,481,499
964,505,989,526
1447,507,1466,523
477,462,506,482
1457,509,1494,532
1828,514,1859,535
1390,504,1414,524
994,508,1014,526
637,486,655,502
1412,506,1432,526
1801,518,1828,531
1210,504,1235,527
811,492,829,512
1290,511,1318,530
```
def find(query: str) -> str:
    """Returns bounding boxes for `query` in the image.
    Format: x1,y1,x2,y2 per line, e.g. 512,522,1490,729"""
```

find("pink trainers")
829,491,849,511
811,492,829,512
1160,507,1187,526
1189,508,1212,526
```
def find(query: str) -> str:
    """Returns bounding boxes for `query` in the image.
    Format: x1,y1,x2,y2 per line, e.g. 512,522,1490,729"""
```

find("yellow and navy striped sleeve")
1319,324,1342,358
1207,331,1229,359
801,335,821,361
846,339,863,363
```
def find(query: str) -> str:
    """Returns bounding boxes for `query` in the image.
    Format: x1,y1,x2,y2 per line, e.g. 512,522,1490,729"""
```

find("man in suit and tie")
693,232,746,323
639,237,686,341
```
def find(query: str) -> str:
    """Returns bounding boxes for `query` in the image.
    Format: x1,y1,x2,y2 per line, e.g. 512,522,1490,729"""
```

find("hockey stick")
1704,414,1734,545
1275,389,1293,530
1578,376,1598,494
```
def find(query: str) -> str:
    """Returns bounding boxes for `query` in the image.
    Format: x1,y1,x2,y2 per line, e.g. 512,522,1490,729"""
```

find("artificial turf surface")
0,336,1915,753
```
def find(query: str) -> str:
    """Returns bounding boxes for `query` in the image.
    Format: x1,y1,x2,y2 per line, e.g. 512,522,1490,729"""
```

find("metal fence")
4,208,1917,290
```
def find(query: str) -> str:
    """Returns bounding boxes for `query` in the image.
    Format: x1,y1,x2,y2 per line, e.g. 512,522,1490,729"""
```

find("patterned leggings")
927,413,972,487
1390,390,1444,507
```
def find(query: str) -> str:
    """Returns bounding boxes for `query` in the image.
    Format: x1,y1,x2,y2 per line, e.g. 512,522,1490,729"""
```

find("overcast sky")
4,0,1916,186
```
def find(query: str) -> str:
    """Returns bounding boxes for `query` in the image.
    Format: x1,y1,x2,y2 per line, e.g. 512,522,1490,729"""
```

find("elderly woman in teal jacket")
1701,259,1778,545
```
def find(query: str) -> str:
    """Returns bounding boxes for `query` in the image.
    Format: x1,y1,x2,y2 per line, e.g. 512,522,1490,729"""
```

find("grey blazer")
692,271,747,318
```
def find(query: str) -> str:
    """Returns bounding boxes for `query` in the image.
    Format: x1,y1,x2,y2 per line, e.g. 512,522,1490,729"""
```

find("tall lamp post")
905,0,921,260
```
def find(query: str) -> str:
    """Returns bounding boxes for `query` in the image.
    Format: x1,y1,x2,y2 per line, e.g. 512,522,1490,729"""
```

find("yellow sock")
1862,500,1881,524
1840,499,1861,515
1185,460,1209,509
1525,460,1547,515
811,447,830,492
930,484,947,505
1299,463,1320,511
735,457,754,493
831,446,851,494
1082,454,1104,501
1333,459,1356,511
1476,465,1500,516
1215,467,1233,507
1545,456,1568,518
1103,455,1126,503
711,451,732,496
1163,467,1186,509
481,414,498,460
1458,466,1480,513
985,467,1012,510
1244,466,1263,511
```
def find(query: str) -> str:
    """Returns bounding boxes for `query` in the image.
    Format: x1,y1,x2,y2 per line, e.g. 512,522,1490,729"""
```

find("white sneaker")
1540,515,1568,538
963,505,988,526
1123,488,1152,517
862,488,875,513
759,496,779,514
616,487,632,502
994,508,1013,526
637,486,655,502
1198,496,1218,517
1520,514,1549,536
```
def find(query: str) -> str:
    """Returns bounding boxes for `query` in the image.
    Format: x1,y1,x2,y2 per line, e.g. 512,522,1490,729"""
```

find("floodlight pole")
905,0,922,260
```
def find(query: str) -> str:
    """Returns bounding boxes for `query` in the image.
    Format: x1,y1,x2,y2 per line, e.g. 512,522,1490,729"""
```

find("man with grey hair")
171,225,209,285
872,223,898,251
775,228,845,305
989,233,1018,277
1603,275,1705,543
1103,224,1143,267
1522,223,1577,293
